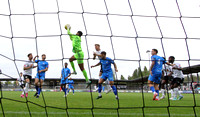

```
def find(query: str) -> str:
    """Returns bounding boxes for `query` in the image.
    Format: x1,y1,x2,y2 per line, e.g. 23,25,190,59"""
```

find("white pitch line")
0,111,197,116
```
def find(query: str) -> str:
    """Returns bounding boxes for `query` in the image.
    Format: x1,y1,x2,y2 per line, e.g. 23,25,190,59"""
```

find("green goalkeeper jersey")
67,29,82,53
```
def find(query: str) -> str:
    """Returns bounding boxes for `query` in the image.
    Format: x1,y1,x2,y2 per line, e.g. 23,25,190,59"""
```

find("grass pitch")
0,91,199,117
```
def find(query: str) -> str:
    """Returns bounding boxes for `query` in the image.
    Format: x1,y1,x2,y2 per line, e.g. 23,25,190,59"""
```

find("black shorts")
162,76,173,81
23,75,32,82
171,78,182,85
100,65,103,73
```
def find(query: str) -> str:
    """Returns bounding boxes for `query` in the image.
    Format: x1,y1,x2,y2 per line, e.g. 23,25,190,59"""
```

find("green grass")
0,91,200,117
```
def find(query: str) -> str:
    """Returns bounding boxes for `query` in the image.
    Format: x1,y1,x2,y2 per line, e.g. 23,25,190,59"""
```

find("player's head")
168,56,175,63
95,44,100,51
151,49,158,55
69,77,72,80
42,54,46,60
65,62,68,68
27,53,33,60
101,51,106,59
76,31,83,37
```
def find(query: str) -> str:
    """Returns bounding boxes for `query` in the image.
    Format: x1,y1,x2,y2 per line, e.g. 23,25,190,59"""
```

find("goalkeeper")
66,25,91,88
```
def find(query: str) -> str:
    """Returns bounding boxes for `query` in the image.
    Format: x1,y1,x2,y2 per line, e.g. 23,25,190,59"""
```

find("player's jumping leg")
20,84,25,98
61,84,67,97
25,78,30,97
106,80,112,94
154,83,160,100
160,80,166,99
96,78,104,99
69,56,77,74
78,63,91,88
148,80,159,101
36,79,44,98
34,78,39,97
110,81,118,100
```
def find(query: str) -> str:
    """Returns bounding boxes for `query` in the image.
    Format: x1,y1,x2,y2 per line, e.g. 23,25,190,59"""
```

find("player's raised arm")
91,62,101,68
33,55,39,62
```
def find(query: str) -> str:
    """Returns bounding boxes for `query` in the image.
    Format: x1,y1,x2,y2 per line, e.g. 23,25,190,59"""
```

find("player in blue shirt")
148,49,172,101
33,54,49,98
61,62,71,97
91,51,119,100
67,78,75,95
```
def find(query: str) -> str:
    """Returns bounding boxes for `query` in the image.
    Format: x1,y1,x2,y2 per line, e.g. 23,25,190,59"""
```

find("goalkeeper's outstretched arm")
67,29,73,40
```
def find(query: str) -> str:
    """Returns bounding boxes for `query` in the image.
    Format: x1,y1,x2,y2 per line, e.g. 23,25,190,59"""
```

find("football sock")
111,85,117,96
70,62,76,72
25,83,29,93
178,90,183,97
174,88,179,98
150,86,155,93
98,84,102,96
171,89,174,98
82,70,89,81
35,86,39,92
38,88,42,95
161,89,165,96
155,90,159,96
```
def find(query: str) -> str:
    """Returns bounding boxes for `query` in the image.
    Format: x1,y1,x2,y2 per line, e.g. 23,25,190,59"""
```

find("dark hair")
65,62,68,64
95,44,100,47
27,53,32,57
77,31,83,37
101,51,106,55
169,56,175,60
42,54,46,56
152,49,158,54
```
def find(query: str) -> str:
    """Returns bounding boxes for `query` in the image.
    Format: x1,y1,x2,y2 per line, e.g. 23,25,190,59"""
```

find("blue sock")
73,89,74,94
62,88,66,95
98,84,102,93
111,86,117,95
65,88,68,93
68,89,70,93
35,86,38,92
150,86,155,93
155,90,159,96
38,88,42,95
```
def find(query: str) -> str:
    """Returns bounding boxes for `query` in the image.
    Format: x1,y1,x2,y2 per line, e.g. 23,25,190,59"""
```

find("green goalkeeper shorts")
74,51,84,64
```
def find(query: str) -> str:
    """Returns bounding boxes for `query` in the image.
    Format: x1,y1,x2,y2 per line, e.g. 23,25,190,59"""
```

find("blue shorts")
68,85,74,89
61,79,68,84
35,73,45,81
101,72,114,81
148,73,162,84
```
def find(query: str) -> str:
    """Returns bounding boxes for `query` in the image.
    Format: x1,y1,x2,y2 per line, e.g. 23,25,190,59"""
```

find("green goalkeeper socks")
82,69,89,81
70,62,76,72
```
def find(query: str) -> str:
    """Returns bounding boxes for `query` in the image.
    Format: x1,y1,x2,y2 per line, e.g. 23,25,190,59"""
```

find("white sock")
22,87,25,95
161,89,165,96
171,89,174,98
178,90,183,97
174,88,178,98
115,95,118,98
99,93,102,96
25,83,29,93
